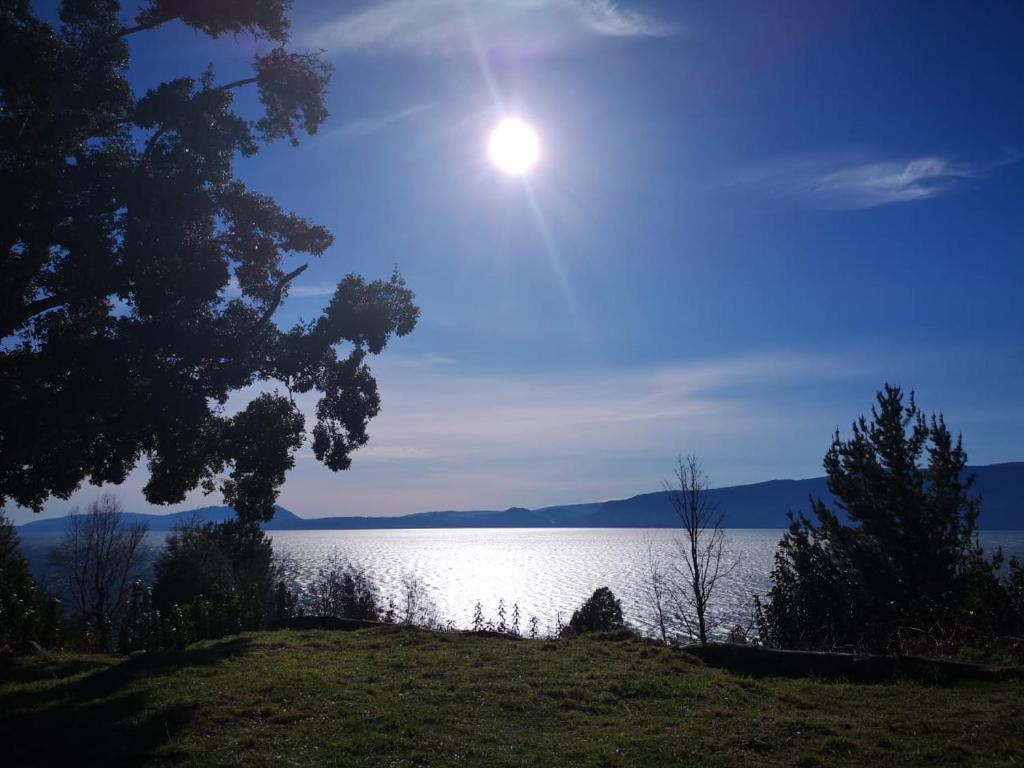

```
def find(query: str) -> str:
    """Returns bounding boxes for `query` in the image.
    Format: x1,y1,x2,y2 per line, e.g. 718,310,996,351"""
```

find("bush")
151,518,293,636
393,573,442,628
306,554,382,621
563,587,624,637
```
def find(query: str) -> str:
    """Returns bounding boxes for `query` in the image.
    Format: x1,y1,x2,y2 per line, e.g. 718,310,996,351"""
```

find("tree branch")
255,264,308,330
1,294,64,338
216,76,260,93
118,15,174,38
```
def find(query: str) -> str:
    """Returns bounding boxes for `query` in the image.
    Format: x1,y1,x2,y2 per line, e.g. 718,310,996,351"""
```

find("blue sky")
14,0,1024,522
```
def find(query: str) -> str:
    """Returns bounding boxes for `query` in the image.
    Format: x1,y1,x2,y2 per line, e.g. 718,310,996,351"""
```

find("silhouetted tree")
756,385,998,652
0,1,418,523
50,495,148,649
564,587,624,636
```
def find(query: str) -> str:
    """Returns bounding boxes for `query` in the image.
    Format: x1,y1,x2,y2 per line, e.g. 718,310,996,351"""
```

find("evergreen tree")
1,1,418,523
757,385,997,652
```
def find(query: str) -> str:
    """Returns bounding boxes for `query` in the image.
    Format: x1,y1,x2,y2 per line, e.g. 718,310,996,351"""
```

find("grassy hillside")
2,627,1022,767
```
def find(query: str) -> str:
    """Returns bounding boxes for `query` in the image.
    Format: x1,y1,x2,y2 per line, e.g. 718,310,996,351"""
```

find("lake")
20,528,1024,639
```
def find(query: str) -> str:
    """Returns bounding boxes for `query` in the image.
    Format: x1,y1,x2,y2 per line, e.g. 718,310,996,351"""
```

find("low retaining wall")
681,643,1024,683
277,616,383,632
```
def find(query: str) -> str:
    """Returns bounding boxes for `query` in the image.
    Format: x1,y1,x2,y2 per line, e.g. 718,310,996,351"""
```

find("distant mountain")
17,505,304,534
17,463,1023,532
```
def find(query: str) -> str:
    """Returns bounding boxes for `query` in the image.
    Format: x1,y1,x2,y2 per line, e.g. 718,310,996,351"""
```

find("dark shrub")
0,512,54,647
152,519,292,636
1007,557,1024,634
564,587,625,637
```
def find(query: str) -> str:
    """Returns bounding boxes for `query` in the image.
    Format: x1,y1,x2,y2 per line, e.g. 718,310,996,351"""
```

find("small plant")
496,599,507,633
727,625,749,645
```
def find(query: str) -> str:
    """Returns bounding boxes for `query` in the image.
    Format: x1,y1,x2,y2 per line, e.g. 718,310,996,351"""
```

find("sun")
488,118,540,175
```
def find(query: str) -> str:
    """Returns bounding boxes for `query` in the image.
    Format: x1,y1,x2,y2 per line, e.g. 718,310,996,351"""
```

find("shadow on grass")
0,655,111,685
0,638,253,767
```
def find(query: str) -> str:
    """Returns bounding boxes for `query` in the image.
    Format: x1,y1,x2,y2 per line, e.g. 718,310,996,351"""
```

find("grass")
1,626,1022,767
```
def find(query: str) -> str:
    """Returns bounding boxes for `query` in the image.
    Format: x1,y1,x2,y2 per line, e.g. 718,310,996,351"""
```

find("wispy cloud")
731,150,1020,210
302,0,675,57
330,104,433,141
287,282,338,298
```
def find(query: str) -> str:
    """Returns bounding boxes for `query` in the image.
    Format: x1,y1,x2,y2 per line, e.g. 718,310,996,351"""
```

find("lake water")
20,528,1024,640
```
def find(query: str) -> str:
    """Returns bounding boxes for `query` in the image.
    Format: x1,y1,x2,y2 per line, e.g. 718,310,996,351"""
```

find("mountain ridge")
16,462,1023,532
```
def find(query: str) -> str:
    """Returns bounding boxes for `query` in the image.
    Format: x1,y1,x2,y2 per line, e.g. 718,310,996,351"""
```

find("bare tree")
50,494,148,648
640,534,671,644
394,573,441,628
664,454,736,645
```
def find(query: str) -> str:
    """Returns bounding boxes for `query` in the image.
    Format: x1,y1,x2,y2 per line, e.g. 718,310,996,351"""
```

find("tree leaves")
0,1,419,521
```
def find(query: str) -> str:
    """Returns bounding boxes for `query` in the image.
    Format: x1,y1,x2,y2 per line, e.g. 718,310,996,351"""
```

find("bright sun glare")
488,118,540,175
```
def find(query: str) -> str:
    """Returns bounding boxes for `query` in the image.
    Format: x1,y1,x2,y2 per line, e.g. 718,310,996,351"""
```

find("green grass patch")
1,627,1021,767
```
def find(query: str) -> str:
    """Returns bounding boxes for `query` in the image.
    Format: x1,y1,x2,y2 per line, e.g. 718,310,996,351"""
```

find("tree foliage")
0,0,418,523
756,385,1002,652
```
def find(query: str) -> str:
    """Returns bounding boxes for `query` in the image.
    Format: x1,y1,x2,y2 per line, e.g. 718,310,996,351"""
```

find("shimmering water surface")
20,528,1024,639
271,528,782,636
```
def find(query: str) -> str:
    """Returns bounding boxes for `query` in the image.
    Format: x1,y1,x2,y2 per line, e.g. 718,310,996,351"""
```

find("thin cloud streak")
287,282,338,298
303,0,675,57
731,151,1019,209
329,104,433,141
16,346,1021,521
346,351,874,465
270,349,890,515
